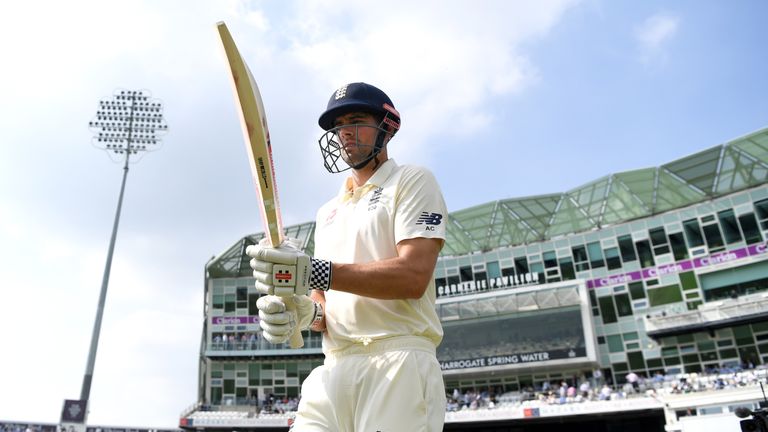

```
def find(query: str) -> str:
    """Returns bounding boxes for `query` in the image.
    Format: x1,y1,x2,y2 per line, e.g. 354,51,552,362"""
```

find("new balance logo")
416,212,443,226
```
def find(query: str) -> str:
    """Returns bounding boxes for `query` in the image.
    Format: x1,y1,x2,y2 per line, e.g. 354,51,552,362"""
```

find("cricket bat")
217,21,303,349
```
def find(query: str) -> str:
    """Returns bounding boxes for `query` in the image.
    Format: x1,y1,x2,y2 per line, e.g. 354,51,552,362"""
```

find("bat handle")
284,299,305,349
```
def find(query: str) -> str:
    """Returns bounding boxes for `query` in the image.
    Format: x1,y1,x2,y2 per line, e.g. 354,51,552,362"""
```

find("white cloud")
243,0,578,165
634,13,679,65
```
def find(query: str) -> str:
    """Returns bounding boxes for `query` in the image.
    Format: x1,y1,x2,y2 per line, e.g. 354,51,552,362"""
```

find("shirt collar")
338,159,398,202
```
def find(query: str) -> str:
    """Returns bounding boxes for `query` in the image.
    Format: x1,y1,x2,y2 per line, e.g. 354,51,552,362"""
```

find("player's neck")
350,156,387,188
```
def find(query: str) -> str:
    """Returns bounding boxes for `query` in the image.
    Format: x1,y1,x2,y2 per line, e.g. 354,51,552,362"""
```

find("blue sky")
0,0,766,427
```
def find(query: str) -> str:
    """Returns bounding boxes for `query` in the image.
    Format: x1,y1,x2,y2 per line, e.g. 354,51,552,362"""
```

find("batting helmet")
318,82,401,132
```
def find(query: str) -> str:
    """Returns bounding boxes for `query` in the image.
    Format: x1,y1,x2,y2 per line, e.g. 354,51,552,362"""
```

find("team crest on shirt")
368,187,383,211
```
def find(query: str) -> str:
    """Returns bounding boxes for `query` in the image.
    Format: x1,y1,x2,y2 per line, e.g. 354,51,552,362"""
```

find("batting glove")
257,295,321,344
246,239,332,296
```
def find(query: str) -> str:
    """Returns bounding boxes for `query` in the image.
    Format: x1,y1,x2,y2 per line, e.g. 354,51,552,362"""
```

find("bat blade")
217,21,303,349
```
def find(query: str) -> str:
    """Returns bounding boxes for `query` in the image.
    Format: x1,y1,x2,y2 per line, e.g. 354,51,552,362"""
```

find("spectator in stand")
599,384,612,401
579,380,590,397
626,371,639,392
592,368,603,388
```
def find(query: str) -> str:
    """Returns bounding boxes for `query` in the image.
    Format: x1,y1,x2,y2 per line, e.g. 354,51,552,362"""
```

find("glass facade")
433,186,768,386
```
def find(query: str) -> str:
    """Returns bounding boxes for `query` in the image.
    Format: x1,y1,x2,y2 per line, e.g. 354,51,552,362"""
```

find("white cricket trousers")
291,335,446,431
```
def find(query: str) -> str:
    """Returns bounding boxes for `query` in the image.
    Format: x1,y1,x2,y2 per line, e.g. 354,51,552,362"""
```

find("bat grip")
284,298,305,349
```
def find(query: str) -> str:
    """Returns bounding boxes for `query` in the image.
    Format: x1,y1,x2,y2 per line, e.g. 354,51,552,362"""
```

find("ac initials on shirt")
416,212,443,230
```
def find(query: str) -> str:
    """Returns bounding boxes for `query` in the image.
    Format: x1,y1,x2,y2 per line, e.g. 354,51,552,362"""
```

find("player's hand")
246,239,332,295
256,295,318,344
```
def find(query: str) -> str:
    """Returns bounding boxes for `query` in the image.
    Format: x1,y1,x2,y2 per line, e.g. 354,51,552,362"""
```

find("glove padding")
246,239,332,295
257,295,317,344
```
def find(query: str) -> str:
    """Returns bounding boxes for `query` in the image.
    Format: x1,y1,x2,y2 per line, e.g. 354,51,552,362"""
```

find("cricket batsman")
246,82,448,431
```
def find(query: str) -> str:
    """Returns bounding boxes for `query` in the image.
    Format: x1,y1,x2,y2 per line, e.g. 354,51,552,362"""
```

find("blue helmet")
318,82,400,132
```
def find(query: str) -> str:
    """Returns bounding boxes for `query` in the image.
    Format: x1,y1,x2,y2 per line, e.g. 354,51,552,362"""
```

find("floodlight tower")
63,90,168,427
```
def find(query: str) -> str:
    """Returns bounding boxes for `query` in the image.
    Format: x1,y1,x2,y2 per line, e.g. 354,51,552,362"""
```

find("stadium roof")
207,127,768,278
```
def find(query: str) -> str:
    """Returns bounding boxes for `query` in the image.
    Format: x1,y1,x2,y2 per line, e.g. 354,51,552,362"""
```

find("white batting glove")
257,295,320,344
245,239,332,296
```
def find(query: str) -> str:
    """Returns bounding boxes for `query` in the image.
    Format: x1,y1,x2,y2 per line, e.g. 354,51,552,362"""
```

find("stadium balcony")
444,368,767,424
644,291,768,339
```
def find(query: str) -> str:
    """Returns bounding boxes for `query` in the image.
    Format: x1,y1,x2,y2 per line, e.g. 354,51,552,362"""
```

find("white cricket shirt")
313,159,448,353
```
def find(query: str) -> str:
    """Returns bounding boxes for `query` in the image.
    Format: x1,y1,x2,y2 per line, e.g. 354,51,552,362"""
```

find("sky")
0,0,766,428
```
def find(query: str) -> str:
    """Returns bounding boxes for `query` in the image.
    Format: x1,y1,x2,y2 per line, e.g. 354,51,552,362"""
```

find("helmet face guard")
318,119,395,173
317,83,400,173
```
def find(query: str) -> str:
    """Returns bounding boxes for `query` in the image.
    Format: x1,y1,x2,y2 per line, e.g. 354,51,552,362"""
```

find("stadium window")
587,242,605,269
649,227,668,246
514,257,529,274
213,294,224,309
486,261,501,279
628,282,646,300
597,336,606,344
623,331,639,341
225,294,236,312
559,257,576,280
572,245,588,263
447,275,459,287
237,286,247,301
223,379,235,393
474,271,487,288
682,354,700,364
501,266,515,278
459,266,473,282
718,209,743,244
618,235,637,262
661,346,678,357
650,227,670,255
605,247,622,270
237,287,248,309
717,339,733,348
734,325,754,344
589,290,598,307
646,358,663,368
211,387,223,405
248,294,258,315
647,284,683,307
702,223,725,251
755,198,768,229
598,296,618,324
738,212,763,245
614,293,633,317
543,251,558,268
683,219,705,248
607,334,623,353
679,271,699,291
635,240,655,268
530,262,545,282
627,351,646,370
668,232,689,260
435,277,447,289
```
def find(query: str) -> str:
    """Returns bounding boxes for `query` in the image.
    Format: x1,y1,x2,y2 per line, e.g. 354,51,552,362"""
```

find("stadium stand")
182,127,768,430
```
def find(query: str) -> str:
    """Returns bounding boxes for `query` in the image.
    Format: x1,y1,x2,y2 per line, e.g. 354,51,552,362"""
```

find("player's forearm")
330,256,436,300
